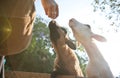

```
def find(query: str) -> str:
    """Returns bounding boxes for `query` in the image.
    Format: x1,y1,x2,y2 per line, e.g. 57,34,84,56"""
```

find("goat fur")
69,18,114,78
49,20,83,78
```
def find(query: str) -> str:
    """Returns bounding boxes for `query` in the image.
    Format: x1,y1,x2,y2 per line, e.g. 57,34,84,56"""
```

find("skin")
41,0,59,19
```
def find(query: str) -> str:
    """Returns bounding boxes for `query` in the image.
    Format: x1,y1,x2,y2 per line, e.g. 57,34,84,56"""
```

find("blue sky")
35,0,120,76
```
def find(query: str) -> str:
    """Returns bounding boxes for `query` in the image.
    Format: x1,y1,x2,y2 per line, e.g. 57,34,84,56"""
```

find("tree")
92,0,120,32
76,45,88,76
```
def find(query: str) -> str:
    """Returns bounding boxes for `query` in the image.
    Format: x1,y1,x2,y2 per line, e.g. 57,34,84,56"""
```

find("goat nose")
69,19,73,22
49,20,56,27
51,19,56,23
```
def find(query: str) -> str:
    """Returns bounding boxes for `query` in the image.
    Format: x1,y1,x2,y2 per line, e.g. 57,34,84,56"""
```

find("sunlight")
60,8,120,76
96,32,120,76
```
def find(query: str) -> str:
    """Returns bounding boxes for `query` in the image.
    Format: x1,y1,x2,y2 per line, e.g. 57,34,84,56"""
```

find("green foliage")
92,0,120,31
92,0,120,15
75,45,88,76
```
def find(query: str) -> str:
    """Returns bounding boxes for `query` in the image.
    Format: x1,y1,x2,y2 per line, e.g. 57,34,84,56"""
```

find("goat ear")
92,34,107,42
65,40,76,50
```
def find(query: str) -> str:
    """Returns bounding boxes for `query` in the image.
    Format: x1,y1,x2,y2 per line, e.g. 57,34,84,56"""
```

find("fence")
5,71,85,78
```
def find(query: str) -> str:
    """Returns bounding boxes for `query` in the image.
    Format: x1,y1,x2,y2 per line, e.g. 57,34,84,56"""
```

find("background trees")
92,0,120,32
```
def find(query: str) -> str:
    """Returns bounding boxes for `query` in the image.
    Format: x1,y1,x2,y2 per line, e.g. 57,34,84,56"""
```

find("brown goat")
49,20,83,78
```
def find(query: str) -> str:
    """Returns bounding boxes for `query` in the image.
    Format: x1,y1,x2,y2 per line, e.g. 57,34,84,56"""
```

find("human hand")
41,0,59,19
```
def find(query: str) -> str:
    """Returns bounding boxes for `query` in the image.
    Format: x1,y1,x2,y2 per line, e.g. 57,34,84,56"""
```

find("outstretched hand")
41,0,59,19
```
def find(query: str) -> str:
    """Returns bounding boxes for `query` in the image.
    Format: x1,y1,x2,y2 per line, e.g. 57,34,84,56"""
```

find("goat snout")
49,20,59,32
69,18,76,22
69,18,80,28
69,18,75,27
49,20,58,29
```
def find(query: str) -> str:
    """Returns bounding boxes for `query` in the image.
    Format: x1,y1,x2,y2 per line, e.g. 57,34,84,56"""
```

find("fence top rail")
5,71,88,78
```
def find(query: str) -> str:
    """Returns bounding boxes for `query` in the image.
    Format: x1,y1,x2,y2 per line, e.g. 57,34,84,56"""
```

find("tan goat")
48,20,83,78
69,18,114,78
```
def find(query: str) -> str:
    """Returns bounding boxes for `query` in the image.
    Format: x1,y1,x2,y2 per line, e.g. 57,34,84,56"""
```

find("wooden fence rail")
5,71,85,78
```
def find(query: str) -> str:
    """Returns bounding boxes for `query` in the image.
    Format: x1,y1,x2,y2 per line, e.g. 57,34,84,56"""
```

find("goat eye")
85,24,91,29
61,27,67,34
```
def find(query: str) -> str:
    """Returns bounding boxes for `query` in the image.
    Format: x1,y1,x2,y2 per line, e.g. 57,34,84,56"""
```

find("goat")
69,18,114,78
48,20,84,78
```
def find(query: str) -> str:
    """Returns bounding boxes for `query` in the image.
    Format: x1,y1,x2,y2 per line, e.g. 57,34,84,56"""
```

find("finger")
44,7,48,15
48,7,52,18
55,5,59,18
48,7,55,19
50,6,58,19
